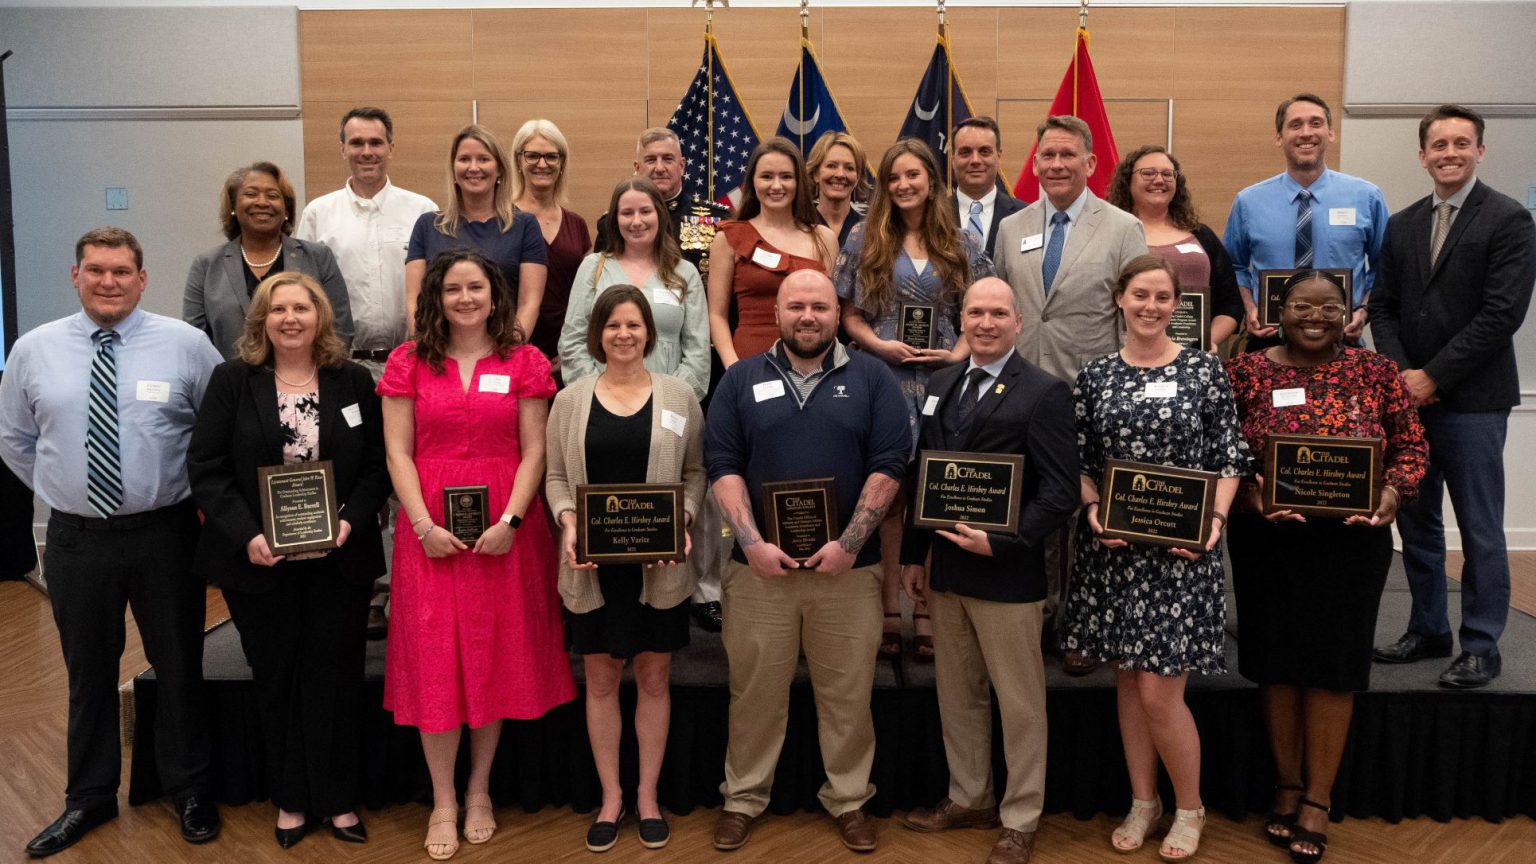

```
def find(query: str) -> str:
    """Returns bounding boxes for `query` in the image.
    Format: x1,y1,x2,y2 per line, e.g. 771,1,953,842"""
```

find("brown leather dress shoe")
986,828,1036,864
903,798,1002,832
1062,650,1102,676
712,810,754,851
834,809,877,852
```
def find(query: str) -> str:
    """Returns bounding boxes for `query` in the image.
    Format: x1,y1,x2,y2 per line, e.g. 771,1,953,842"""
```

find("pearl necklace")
241,243,281,269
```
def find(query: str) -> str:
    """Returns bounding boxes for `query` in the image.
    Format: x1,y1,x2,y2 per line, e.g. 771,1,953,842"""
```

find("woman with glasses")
1225,270,1427,864
1107,146,1243,352
511,119,591,371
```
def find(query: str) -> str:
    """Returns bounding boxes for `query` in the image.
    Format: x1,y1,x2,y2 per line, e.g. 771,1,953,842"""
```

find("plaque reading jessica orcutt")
1263,433,1382,518
443,485,490,544
575,482,686,565
258,460,339,555
1167,289,1208,351
898,303,936,350
1097,459,1218,551
911,450,1024,533
762,477,837,563
1258,268,1353,328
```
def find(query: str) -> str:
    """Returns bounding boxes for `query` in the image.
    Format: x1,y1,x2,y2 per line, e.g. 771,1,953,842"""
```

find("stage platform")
129,557,1536,824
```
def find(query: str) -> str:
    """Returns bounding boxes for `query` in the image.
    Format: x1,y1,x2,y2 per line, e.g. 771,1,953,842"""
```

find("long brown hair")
1107,145,1201,232
237,272,348,368
593,177,687,297
413,249,525,373
856,139,969,315
735,138,829,263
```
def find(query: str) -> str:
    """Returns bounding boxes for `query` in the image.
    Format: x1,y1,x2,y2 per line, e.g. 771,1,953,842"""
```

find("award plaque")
1097,459,1218,550
443,485,490,544
911,450,1024,533
1258,268,1353,328
898,304,936,350
762,477,837,563
1263,434,1382,518
575,482,687,565
258,460,339,555
1167,289,1208,351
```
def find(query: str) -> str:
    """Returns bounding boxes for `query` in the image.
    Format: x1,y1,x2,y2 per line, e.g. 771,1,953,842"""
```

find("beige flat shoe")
425,807,459,861
463,793,496,844
1112,797,1163,852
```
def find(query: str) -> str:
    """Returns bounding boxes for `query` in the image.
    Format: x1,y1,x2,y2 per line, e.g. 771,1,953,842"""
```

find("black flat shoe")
638,813,669,849
1372,631,1452,664
274,820,311,849
25,802,118,857
692,601,723,632
330,814,368,843
1438,651,1501,689
176,795,221,844
585,807,625,853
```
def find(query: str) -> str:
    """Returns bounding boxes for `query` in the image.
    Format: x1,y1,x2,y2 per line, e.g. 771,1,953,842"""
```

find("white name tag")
1329,207,1357,226
651,286,682,307
660,408,686,438
1020,234,1045,253
1175,242,1204,255
1272,387,1307,407
753,379,785,402
342,403,362,428
478,374,511,394
135,380,170,403
750,246,782,269
1144,381,1178,399
922,395,940,416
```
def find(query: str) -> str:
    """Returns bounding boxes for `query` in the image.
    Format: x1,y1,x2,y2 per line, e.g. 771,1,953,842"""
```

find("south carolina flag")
1012,27,1118,203
777,38,853,158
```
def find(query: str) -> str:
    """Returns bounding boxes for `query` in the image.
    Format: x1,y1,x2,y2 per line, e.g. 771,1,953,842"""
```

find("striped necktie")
1429,201,1455,267
967,200,986,245
1294,190,1314,268
86,329,124,518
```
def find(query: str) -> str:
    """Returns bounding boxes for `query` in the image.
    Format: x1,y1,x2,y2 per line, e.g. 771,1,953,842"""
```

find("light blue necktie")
1041,211,1070,295
967,200,986,245
86,329,124,517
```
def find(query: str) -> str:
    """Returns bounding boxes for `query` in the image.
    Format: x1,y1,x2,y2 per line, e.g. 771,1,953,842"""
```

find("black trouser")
222,558,371,817
1,459,36,579
43,501,209,810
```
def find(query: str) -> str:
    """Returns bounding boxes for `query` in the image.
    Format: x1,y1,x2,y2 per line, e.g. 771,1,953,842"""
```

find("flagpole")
799,0,810,156
1075,0,1090,116
939,0,952,188
694,0,728,202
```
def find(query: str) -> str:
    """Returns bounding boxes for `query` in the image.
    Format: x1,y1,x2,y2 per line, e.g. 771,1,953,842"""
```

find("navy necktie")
1042,211,1070,295
1294,190,1314,269
957,367,990,422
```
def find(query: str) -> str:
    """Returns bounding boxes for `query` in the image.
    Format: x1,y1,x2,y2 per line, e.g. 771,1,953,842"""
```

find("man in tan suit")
993,116,1146,673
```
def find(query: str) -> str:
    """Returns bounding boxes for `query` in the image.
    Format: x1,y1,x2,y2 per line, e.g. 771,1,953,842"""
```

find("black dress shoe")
1438,651,1501,689
692,601,723,632
366,605,388,639
274,820,311,849
330,815,368,844
1373,631,1453,664
25,802,118,857
176,795,221,844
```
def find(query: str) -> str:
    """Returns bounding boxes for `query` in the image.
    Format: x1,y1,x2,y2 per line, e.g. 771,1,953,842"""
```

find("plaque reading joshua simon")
1167,289,1208,351
898,303,936,350
258,460,339,555
1258,268,1353,328
1263,434,1381,518
443,485,490,544
762,478,837,563
912,450,1023,533
575,482,687,565
1097,459,1217,551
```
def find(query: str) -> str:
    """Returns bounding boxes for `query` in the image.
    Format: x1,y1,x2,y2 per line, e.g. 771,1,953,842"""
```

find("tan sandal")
1111,797,1163,852
425,807,459,860
1159,806,1205,861
464,792,496,844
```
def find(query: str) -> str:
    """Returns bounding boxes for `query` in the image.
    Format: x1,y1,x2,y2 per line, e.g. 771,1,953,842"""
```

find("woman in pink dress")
379,248,575,860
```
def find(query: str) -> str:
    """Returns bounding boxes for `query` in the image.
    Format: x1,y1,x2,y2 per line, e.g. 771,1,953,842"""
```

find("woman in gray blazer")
185,161,353,359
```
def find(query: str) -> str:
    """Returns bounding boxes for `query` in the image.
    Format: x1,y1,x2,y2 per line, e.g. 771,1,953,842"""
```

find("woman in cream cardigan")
545,284,706,853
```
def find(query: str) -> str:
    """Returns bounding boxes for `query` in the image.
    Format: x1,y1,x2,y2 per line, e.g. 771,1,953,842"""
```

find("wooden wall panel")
473,9,650,103
299,11,474,103
301,100,470,208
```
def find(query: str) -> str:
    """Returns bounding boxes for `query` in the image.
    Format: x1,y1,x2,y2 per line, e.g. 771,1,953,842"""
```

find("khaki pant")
719,560,882,817
688,493,726,604
929,590,1047,831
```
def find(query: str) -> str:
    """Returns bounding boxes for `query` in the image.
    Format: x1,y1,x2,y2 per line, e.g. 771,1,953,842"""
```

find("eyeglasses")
1135,168,1178,182
520,151,562,165
1284,301,1347,318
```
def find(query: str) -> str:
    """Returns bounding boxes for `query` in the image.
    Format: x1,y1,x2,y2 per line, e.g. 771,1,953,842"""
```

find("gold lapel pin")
994,383,1006,395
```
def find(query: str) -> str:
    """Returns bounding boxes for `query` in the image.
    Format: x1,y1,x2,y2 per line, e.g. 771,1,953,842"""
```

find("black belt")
351,348,393,362
50,499,195,531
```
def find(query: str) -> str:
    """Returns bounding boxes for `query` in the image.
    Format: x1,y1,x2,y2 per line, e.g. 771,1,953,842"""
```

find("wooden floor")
1,555,1533,863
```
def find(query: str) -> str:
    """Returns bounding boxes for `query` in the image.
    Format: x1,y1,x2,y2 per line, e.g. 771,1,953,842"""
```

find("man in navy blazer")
949,117,1025,261
1368,104,1536,688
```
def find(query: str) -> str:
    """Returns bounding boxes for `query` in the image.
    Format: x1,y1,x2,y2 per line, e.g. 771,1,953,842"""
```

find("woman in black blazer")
188,271,390,848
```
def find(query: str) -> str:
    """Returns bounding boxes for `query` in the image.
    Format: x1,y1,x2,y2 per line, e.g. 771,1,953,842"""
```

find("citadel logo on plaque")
1098,459,1217,550
912,450,1023,533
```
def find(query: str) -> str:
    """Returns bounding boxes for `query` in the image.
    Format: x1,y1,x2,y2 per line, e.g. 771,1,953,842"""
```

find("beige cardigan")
545,372,706,613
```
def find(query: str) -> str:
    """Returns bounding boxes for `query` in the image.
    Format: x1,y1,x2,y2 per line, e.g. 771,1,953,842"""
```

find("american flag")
667,34,762,208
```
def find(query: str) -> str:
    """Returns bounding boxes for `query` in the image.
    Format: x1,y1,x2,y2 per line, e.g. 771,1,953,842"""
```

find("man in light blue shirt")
1223,93,1389,349
0,228,224,856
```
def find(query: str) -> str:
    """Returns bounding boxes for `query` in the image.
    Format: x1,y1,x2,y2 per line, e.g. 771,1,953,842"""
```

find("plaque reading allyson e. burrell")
1098,459,1217,550
1264,434,1381,518
258,460,339,555
762,478,837,563
575,482,686,565
912,450,1023,533
443,485,490,544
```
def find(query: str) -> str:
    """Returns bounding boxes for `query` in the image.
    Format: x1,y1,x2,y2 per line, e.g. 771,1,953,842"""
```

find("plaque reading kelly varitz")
762,477,837,563
575,482,686,565
911,450,1023,533
1097,459,1217,550
898,303,936,350
443,485,490,544
1258,268,1353,328
258,460,339,555
1263,434,1381,518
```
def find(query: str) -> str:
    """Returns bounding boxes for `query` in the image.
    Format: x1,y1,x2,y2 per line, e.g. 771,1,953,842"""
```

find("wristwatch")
500,513,522,529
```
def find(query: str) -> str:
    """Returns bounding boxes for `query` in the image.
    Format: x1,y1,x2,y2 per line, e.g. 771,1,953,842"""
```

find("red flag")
1012,28,1118,203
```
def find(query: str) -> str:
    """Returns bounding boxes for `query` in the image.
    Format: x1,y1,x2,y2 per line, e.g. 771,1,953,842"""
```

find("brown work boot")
712,810,754,851
986,828,1036,864
903,798,1002,832
834,809,877,852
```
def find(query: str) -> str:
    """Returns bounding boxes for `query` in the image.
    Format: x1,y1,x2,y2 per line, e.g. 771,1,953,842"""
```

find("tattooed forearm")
838,474,900,555
712,476,762,548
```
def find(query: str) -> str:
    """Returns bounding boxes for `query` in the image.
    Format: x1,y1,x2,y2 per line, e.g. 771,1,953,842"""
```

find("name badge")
1174,242,1204,255
1020,234,1045,253
1329,207,1357,226
660,408,686,438
478,374,511,394
753,379,785,402
921,395,939,416
135,380,170,403
1272,387,1307,407
342,403,362,428
651,286,682,307
1144,381,1177,399
750,246,782,269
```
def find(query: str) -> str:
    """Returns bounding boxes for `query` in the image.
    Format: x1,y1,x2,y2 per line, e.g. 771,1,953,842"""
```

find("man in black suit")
899,277,1078,864
1368,104,1536,689
949,117,1025,261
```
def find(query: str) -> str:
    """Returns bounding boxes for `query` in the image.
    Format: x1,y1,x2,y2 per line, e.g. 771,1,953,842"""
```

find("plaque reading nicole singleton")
1098,459,1217,550
912,450,1023,533
1263,433,1382,518
575,482,687,565
258,460,340,555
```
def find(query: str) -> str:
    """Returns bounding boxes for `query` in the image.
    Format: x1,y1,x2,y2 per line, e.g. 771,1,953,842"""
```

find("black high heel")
330,814,368,843
1263,783,1303,847
1288,798,1330,864
274,819,311,849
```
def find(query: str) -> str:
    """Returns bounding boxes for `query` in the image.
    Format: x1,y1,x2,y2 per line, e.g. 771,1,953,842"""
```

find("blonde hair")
510,118,571,206
237,272,348,368
435,125,516,236
806,131,870,202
